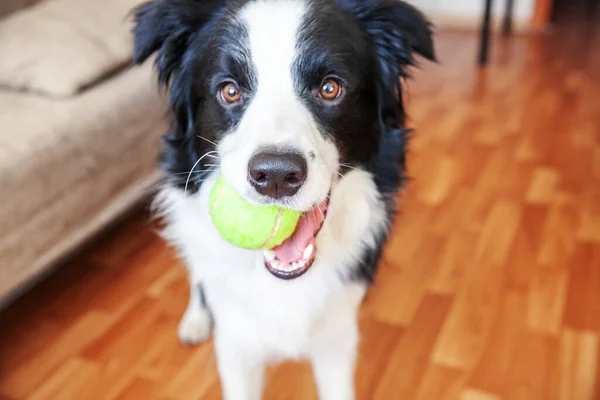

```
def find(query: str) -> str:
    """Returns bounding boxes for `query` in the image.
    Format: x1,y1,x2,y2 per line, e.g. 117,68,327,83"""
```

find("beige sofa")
0,0,167,304
0,0,38,18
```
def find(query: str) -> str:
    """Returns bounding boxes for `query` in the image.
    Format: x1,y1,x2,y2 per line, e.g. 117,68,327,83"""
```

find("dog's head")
133,0,434,279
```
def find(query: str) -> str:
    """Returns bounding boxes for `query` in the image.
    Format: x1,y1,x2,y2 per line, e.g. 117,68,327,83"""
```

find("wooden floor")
2,25,600,400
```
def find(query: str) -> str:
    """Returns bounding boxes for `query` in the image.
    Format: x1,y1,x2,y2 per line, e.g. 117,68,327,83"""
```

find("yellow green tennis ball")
209,176,301,250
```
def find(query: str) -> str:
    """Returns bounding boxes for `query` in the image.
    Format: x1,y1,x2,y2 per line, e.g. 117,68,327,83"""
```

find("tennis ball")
209,176,301,250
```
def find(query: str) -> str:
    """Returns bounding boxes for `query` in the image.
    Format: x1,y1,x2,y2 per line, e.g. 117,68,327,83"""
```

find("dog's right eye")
320,79,341,100
219,82,243,105
314,77,345,105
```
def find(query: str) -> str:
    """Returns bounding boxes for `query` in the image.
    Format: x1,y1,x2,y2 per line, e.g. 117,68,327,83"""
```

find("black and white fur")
132,1,434,399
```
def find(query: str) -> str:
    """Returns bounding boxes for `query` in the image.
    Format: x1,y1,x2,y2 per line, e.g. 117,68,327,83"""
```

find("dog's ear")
338,1,434,196
132,0,225,138
132,0,224,85
339,0,435,122
340,0,435,73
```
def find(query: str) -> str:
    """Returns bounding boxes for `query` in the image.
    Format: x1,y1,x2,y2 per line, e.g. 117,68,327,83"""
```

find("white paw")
178,309,212,345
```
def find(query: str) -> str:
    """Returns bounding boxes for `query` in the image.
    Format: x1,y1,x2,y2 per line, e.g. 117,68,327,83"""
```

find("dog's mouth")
263,199,329,280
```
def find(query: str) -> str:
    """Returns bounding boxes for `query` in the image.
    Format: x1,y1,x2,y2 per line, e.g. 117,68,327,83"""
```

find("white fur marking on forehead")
240,0,307,92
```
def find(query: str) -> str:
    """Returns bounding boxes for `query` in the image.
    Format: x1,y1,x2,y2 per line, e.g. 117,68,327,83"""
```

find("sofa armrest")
0,0,41,19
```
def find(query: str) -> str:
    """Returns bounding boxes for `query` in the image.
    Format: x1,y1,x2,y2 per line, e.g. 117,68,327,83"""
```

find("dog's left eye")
318,78,344,102
219,82,243,105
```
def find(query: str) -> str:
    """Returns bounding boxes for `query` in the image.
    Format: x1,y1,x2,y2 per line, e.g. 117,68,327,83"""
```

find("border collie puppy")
132,0,434,398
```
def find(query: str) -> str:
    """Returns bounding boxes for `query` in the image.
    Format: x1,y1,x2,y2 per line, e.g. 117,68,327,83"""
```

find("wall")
407,0,536,31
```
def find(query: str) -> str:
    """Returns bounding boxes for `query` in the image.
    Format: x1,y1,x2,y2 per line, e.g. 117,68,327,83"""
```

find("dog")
131,0,434,399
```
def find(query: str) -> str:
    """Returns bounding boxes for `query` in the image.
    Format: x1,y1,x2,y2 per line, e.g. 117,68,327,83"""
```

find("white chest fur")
154,168,387,363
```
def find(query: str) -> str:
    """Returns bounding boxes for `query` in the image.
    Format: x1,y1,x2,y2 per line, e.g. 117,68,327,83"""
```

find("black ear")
339,0,435,122
131,0,224,85
342,0,435,69
337,1,434,199
132,0,225,183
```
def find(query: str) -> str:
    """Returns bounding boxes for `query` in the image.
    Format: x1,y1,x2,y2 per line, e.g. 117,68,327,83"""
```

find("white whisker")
326,194,349,222
316,204,325,221
172,168,216,176
185,151,219,194
171,168,218,183
197,135,218,147
339,163,361,172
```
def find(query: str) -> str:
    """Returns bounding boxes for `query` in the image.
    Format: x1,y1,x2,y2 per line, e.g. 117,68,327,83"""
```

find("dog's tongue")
273,203,327,264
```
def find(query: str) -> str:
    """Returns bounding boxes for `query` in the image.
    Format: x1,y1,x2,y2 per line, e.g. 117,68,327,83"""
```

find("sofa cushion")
0,0,41,19
0,61,167,300
0,0,144,97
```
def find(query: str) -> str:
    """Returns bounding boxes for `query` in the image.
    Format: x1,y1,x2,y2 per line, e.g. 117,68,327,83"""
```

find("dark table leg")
503,0,515,34
478,0,494,66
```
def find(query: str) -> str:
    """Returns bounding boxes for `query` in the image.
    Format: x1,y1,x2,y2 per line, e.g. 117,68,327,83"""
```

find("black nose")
248,151,307,199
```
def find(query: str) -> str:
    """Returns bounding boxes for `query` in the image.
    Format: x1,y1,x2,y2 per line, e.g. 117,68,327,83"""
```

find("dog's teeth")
267,253,312,274
264,250,275,261
303,244,314,260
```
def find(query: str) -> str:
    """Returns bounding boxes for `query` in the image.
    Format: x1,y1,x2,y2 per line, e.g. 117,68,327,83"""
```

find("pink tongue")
273,202,327,264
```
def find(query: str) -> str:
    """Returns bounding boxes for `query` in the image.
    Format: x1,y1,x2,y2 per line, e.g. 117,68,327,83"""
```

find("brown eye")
319,78,342,101
220,83,242,104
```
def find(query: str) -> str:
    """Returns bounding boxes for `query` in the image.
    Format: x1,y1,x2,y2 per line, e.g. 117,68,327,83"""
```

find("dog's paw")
178,308,212,346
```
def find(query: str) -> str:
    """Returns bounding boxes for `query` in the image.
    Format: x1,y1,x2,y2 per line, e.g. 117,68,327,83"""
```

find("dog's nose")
248,151,307,199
